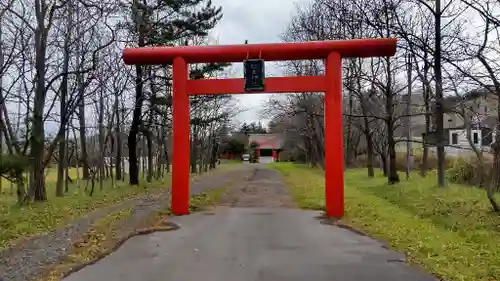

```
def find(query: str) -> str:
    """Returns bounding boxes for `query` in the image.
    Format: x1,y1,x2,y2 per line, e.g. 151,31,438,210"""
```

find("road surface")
63,166,436,281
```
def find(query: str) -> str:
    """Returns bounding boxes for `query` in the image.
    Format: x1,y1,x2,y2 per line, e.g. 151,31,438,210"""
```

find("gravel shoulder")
0,165,252,281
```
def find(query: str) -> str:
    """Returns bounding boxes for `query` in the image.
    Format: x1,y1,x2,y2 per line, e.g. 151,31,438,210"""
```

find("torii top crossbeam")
122,38,397,65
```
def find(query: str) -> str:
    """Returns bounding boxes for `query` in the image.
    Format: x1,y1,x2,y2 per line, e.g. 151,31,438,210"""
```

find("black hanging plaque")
243,59,265,92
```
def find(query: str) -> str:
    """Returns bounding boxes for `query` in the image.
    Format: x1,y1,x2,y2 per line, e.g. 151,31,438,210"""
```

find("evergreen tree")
124,0,224,185
238,121,267,135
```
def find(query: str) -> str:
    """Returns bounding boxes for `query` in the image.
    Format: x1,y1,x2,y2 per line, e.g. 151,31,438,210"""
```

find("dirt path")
61,164,437,281
218,165,296,208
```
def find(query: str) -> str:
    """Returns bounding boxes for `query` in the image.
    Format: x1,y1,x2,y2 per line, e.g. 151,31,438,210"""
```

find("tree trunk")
15,172,25,204
434,0,446,187
491,85,500,211
360,88,375,178
56,9,71,197
385,57,399,184
128,64,144,185
64,130,70,193
71,125,81,188
210,135,218,169
56,125,66,197
146,131,153,183
141,136,146,178
156,141,162,180
386,113,399,183
191,132,198,173
77,78,89,179
128,0,145,185
345,80,354,166
0,19,3,195
155,125,163,179
405,54,413,180
380,153,388,177
115,101,122,180
165,146,170,173
421,80,431,176
28,17,49,202
98,85,105,190
365,123,375,177
109,135,115,187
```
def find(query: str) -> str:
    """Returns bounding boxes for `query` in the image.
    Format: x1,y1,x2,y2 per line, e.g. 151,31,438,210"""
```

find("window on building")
451,133,458,145
473,132,479,144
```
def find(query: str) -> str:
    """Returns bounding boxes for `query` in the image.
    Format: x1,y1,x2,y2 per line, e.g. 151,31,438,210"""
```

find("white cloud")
209,0,306,126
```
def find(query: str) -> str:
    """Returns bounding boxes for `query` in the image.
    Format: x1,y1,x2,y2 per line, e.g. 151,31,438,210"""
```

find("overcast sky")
23,0,305,135
208,0,305,128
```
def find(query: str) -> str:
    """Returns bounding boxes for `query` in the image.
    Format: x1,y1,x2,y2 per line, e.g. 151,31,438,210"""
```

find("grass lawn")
0,163,239,250
0,170,171,250
269,162,500,281
218,159,243,165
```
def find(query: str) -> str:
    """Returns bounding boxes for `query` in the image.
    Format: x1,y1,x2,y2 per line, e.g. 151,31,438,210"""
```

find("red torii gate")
123,38,397,218
253,139,278,161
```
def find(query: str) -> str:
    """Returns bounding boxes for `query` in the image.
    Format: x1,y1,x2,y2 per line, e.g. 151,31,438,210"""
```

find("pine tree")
124,0,224,185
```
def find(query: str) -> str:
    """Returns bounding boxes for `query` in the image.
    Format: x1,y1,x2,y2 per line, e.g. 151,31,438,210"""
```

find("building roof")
443,86,496,103
248,134,284,149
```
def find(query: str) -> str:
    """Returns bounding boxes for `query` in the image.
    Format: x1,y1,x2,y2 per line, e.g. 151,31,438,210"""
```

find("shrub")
0,154,31,182
277,151,292,162
394,152,457,172
354,152,457,171
355,151,499,189
446,155,496,188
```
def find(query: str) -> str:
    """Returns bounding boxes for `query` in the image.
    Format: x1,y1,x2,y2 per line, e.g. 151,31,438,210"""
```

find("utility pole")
405,53,413,180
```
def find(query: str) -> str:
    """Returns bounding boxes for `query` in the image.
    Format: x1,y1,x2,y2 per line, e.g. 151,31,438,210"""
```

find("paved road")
63,166,437,281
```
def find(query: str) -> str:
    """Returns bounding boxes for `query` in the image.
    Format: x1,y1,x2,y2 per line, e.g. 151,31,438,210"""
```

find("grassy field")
218,159,243,165
0,168,171,249
0,163,238,250
269,162,500,281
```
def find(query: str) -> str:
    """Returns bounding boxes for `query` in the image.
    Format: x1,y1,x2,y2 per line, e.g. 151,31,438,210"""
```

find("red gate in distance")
123,38,397,218
253,139,277,161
